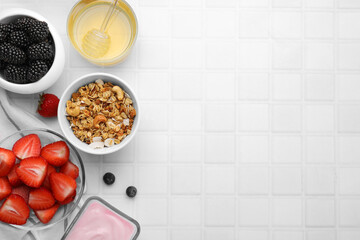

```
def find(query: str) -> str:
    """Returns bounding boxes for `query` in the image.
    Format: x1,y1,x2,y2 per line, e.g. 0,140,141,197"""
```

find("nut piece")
66,101,80,117
93,115,107,129
112,86,124,101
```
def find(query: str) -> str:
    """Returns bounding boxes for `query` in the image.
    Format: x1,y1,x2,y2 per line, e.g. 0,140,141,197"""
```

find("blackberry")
27,21,49,43
126,186,137,198
0,60,6,70
0,23,10,42
9,31,30,48
44,58,54,69
27,60,48,82
0,43,26,65
14,17,36,31
27,42,54,61
3,64,27,84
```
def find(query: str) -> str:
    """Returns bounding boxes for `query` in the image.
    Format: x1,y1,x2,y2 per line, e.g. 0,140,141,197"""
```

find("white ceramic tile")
138,8,169,38
339,136,360,163
172,10,202,39
272,0,302,8
238,135,269,163
136,198,168,226
205,0,237,7
205,10,236,38
139,0,168,6
339,105,360,132
171,229,202,240
171,135,202,163
138,40,170,69
171,165,202,195
339,231,360,240
306,199,335,227
138,228,168,240
272,199,303,227
204,228,235,240
339,13,360,39
238,167,269,195
339,0,360,8
205,103,235,132
305,167,335,195
171,197,202,225
173,40,203,69
238,11,269,38
338,74,360,101
272,167,302,195
172,103,202,131
272,41,302,69
138,72,169,100
139,103,168,131
205,134,235,163
272,73,302,100
273,231,303,240
238,41,270,69
305,12,334,39
338,43,360,70
172,0,202,7
305,43,334,70
238,230,269,240
172,72,202,100
206,41,236,69
102,165,134,195
306,136,335,163
272,105,302,132
305,105,334,133
271,12,302,39
305,74,334,101
305,0,334,8
205,198,235,226
206,72,235,101
84,163,100,195
238,199,269,226
138,165,168,194
306,231,335,240
272,136,302,163
238,73,269,100
339,199,360,226
136,134,168,162
239,0,269,7
339,168,360,195
238,104,269,131
205,165,235,195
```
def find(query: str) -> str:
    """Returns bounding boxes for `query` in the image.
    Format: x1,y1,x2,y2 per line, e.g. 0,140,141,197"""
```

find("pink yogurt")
63,198,139,240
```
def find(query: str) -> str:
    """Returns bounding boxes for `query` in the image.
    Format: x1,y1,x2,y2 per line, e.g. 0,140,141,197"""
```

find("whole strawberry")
37,93,59,118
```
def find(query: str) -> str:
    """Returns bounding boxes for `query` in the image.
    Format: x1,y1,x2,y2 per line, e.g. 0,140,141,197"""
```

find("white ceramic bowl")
0,8,65,94
58,73,140,155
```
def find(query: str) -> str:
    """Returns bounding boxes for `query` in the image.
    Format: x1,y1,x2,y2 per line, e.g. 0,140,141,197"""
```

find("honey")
67,0,137,66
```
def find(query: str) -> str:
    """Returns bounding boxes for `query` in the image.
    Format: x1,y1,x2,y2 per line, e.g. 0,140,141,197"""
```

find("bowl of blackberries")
0,9,65,94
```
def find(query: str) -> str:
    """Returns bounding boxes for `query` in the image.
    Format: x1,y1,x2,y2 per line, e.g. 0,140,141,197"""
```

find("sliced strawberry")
0,194,30,225
29,187,55,210
41,141,69,167
0,177,11,201
50,172,76,202
11,185,30,203
12,134,41,160
58,190,76,205
60,161,79,179
0,148,16,177
42,165,56,189
34,203,59,224
16,157,48,188
7,164,22,187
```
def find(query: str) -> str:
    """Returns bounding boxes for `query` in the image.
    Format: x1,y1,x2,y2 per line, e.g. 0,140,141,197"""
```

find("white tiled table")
1,0,360,239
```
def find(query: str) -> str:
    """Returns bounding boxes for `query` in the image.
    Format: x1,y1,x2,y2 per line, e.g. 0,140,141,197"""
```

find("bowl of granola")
58,73,140,155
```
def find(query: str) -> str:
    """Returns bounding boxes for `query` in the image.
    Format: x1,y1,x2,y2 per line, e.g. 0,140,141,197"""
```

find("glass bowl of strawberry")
0,129,85,230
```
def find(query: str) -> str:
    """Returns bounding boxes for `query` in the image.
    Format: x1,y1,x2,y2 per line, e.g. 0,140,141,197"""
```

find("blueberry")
126,186,137,198
103,172,115,185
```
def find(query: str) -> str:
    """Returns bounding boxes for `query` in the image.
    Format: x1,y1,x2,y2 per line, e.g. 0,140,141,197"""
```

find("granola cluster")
65,79,136,149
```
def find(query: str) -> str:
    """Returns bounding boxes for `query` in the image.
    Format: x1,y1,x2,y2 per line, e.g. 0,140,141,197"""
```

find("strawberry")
12,134,41,160
60,161,79,179
7,164,22,187
0,148,16,177
16,157,48,188
50,172,76,202
34,203,59,224
12,185,30,203
58,190,76,205
0,194,30,225
37,93,59,118
29,187,55,210
0,177,11,201
41,141,69,167
42,165,56,189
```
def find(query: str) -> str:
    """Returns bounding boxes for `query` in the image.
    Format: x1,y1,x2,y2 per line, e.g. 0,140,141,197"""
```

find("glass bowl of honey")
67,0,137,66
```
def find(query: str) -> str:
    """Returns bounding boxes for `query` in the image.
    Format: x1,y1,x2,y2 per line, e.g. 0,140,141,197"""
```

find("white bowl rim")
0,8,65,94
58,72,140,155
